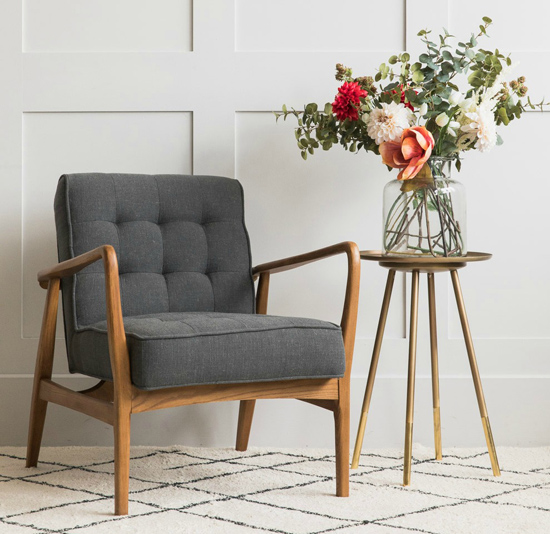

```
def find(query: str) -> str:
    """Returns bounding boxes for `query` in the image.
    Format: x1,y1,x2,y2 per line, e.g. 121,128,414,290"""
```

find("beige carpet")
1,445,549,533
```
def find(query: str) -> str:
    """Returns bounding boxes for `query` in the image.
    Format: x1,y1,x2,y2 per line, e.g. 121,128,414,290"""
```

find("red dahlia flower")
332,81,367,121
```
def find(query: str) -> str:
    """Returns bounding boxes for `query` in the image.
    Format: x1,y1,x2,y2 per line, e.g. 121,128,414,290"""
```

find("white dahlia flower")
364,102,413,145
460,104,497,152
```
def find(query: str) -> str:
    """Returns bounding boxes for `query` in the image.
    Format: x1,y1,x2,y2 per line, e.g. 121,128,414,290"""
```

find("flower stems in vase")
383,158,466,257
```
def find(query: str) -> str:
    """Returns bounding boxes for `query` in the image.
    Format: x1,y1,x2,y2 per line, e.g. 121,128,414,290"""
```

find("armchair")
26,173,360,515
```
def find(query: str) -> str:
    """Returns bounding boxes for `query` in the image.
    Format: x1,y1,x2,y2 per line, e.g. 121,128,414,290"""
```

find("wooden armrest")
37,244,131,392
253,241,361,377
38,245,117,289
252,241,360,279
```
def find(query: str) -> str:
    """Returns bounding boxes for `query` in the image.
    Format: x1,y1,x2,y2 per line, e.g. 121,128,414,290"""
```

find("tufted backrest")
54,173,255,343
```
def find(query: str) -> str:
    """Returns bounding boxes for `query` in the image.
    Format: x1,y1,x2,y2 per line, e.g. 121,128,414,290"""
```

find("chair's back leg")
235,273,269,452
26,279,60,467
236,400,256,451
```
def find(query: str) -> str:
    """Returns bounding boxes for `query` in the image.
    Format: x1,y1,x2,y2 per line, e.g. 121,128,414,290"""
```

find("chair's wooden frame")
26,241,361,515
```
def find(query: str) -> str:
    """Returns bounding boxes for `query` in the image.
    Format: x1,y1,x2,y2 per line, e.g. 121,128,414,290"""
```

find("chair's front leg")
26,278,60,468
114,401,131,516
334,377,350,497
101,246,134,515
334,374,350,497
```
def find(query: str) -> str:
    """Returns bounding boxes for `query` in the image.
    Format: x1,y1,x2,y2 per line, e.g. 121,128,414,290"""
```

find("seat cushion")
71,312,345,390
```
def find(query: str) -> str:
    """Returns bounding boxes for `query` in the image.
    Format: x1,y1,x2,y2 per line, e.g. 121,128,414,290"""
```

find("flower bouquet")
277,17,541,257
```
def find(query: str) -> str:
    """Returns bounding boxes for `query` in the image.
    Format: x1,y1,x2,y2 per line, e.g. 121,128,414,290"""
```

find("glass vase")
382,156,467,257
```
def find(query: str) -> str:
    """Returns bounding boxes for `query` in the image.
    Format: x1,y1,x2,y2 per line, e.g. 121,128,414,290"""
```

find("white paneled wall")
24,0,193,52
1,0,549,449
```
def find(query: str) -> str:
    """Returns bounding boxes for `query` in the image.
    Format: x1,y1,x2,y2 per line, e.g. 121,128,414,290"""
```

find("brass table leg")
351,269,396,469
450,269,501,477
427,273,442,460
403,270,420,486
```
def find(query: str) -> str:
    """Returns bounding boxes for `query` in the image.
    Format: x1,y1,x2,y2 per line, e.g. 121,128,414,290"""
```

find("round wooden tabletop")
359,251,491,273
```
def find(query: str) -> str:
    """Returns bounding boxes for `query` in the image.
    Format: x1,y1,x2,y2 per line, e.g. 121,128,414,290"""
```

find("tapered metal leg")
403,270,420,486
450,270,501,477
351,269,396,469
427,273,442,460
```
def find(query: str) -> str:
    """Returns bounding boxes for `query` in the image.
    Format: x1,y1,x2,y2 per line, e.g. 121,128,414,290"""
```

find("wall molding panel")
0,0,549,446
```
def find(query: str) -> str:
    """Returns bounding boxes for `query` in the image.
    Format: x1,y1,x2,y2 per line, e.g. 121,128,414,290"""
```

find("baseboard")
1,375,548,447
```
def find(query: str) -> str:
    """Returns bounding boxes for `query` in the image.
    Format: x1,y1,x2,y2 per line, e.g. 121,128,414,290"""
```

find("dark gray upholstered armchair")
26,173,360,515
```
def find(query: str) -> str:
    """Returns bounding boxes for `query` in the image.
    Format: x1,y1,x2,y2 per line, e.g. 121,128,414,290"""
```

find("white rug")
1,445,549,533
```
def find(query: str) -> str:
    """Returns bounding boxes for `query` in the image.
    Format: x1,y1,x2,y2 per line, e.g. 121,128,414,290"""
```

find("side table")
351,251,500,485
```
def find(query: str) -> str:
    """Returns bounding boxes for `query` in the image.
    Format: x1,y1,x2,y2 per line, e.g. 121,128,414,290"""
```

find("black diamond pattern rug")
1,445,549,533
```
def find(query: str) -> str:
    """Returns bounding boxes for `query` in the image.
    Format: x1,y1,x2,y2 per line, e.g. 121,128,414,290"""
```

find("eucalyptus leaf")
305,103,318,114
498,107,510,125
448,81,459,91
405,89,417,103
441,61,454,74
412,70,425,83
467,70,483,87
475,52,486,62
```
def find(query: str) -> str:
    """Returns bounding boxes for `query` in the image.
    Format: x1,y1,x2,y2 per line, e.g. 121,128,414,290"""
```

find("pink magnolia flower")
379,126,435,180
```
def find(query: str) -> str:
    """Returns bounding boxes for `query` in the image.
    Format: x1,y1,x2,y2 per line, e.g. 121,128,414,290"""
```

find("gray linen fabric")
54,173,345,389
72,312,345,389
